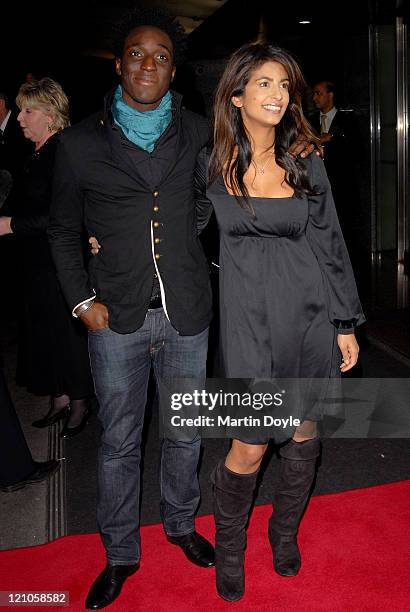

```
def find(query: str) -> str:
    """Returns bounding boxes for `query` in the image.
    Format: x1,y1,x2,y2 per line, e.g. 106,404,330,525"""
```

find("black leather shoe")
85,564,139,610
167,531,215,568
60,405,92,439
32,404,70,428
0,460,60,492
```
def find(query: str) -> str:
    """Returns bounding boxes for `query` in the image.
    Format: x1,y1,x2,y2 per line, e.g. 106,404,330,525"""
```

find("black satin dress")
196,152,365,441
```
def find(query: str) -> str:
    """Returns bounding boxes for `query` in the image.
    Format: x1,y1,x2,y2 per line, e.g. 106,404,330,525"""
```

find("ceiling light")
299,20,311,24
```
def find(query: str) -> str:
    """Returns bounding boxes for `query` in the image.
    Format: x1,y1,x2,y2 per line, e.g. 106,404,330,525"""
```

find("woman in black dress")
195,44,365,601
0,78,93,437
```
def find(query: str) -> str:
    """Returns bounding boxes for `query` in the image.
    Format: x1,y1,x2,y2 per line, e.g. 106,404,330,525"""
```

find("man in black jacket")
310,80,359,254
48,9,214,610
311,81,355,180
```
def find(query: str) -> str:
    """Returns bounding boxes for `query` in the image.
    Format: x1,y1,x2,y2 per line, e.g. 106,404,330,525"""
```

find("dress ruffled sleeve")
305,154,365,334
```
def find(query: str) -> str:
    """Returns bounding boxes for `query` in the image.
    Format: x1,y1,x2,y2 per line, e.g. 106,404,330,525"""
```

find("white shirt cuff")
72,292,96,318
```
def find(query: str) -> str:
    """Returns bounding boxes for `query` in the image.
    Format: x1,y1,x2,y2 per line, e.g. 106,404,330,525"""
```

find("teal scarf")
112,85,173,153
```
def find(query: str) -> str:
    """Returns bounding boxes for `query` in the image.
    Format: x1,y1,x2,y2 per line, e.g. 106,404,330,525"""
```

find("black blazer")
310,108,353,137
310,110,354,160
48,92,213,335
309,109,356,190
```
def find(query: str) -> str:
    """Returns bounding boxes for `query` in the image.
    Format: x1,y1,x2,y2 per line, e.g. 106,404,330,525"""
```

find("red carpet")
1,481,409,611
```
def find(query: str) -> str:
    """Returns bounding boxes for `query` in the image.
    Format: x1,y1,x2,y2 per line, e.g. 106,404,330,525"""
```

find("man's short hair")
317,81,336,95
324,81,335,94
112,7,187,66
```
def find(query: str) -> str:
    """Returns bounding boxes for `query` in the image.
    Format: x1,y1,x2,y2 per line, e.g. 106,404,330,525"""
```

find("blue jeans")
88,308,208,565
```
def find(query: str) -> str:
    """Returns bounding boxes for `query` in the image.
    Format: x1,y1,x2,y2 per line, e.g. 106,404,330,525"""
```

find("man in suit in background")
311,80,355,181
311,81,359,261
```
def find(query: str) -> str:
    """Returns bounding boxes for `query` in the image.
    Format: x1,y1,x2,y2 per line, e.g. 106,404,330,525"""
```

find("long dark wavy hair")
209,43,319,204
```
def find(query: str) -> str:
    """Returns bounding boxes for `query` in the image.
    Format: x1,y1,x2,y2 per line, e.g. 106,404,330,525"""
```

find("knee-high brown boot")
268,437,321,576
210,460,259,602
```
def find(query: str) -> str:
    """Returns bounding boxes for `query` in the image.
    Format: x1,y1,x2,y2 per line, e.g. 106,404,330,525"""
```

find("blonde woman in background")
0,78,93,437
